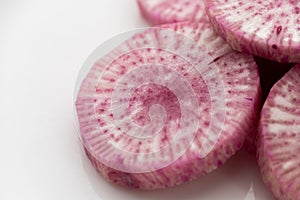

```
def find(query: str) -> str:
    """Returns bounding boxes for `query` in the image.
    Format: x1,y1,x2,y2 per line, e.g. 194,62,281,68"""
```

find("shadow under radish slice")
74,21,261,189
137,0,209,25
204,0,300,63
257,65,300,200
254,57,294,104
243,58,294,155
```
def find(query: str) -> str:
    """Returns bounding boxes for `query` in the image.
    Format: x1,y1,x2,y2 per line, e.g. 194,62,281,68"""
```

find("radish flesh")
137,0,209,25
75,21,261,189
258,65,300,200
205,0,300,63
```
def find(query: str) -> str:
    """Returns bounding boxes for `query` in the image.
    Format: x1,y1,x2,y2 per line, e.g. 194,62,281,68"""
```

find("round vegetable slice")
137,0,209,25
258,65,300,200
74,21,261,189
205,0,300,63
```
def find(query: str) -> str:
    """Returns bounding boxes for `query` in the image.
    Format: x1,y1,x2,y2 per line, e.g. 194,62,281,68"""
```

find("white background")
0,1,274,199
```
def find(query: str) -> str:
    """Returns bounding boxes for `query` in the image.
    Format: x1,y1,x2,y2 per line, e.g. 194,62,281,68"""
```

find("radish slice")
137,0,209,25
75,21,261,189
205,0,300,63
258,65,300,200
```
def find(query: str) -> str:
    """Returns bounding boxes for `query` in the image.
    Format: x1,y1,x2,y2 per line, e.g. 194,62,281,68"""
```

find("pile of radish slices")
74,0,300,199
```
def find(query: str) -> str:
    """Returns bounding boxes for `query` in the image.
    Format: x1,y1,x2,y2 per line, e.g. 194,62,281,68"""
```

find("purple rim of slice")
75,21,261,189
137,0,209,25
205,0,300,63
258,65,300,200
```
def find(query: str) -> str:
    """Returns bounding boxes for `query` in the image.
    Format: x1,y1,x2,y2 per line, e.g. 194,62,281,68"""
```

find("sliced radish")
258,65,300,200
75,21,261,189
205,0,300,63
137,0,209,25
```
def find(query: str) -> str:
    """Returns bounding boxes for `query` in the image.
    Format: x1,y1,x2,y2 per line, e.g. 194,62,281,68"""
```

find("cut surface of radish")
137,0,209,25
205,0,300,63
258,65,300,200
75,21,261,189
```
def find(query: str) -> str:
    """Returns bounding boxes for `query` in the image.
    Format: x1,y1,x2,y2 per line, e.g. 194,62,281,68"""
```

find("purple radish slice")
75,21,261,189
137,0,209,25
258,65,300,200
204,0,300,63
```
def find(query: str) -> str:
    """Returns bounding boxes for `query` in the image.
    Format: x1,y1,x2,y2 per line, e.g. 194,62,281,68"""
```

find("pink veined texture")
258,65,300,200
75,21,261,189
205,0,300,63
137,0,209,25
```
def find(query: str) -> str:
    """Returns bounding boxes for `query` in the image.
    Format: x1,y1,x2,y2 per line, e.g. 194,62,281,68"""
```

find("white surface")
0,1,273,200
